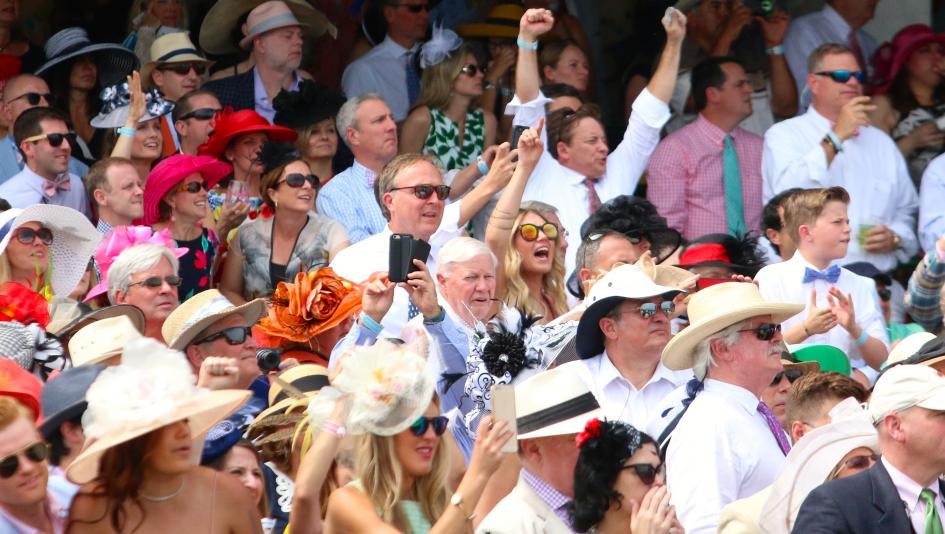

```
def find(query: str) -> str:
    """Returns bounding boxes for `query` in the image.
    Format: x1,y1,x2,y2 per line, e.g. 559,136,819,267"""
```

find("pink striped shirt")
647,114,763,240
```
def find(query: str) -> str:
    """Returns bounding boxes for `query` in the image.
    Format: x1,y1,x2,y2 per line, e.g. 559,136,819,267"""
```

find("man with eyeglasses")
0,74,89,185
342,0,430,121
763,42,918,273
0,107,90,216
107,243,181,342
173,89,222,155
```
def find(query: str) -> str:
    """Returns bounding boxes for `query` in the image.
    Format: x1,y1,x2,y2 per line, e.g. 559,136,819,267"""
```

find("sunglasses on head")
815,70,865,84
460,64,485,76
128,275,183,289
176,180,209,193
395,2,429,13
23,132,76,147
158,63,207,76
9,92,53,106
195,325,253,346
409,415,448,437
0,442,49,479
518,222,559,241
13,226,53,246
738,322,781,341
278,173,319,189
179,107,221,121
770,368,804,386
390,184,451,200
622,462,663,485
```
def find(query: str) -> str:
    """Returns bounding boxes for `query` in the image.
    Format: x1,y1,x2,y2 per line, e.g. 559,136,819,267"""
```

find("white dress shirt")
666,379,787,534
919,153,945,254
341,36,418,122
883,457,945,534
762,105,919,271
510,88,670,275
0,166,90,217
560,351,691,431
754,250,889,373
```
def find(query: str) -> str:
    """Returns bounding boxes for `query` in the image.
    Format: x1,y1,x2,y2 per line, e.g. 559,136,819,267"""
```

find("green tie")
921,488,943,534
723,135,747,237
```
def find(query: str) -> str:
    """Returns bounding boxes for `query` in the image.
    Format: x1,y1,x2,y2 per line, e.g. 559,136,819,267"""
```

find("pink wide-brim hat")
871,24,945,94
142,154,232,226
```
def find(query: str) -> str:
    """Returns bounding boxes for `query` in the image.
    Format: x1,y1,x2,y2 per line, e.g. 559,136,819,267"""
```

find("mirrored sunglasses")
13,226,53,246
195,326,253,346
460,64,485,76
128,275,183,289
815,70,865,84
632,300,675,320
390,184,451,200
518,222,559,241
840,453,879,471
0,442,49,479
409,415,448,437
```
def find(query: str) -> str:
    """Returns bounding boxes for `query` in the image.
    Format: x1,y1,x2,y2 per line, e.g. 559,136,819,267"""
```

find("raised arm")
456,142,516,227
646,8,686,104
758,12,798,118
109,71,145,158
514,9,554,104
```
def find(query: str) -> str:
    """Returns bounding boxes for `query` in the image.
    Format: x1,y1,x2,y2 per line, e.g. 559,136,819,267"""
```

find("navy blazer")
792,460,944,534
202,70,256,112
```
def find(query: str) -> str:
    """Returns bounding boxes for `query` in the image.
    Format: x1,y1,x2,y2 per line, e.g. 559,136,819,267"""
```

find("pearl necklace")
139,477,185,503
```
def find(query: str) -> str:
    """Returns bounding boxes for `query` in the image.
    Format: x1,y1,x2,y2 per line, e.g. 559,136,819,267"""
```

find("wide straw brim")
47,304,146,338
167,299,267,350
67,389,250,485
199,0,337,56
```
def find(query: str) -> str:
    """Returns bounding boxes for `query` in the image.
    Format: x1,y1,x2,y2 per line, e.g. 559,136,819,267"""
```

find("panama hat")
141,154,232,225
46,302,145,339
884,331,937,369
141,32,212,85
661,282,803,371
38,365,106,438
67,337,250,485
458,4,525,39
515,365,606,440
247,364,330,444
35,27,139,87
162,289,267,351
0,205,101,298
68,315,144,367
199,0,337,56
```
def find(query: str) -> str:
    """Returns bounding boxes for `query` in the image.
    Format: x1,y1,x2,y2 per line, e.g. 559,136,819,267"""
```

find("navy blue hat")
39,365,105,438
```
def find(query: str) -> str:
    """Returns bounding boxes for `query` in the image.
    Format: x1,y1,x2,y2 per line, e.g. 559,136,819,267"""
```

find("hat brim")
168,299,267,350
875,33,945,93
576,291,681,359
517,406,606,440
142,158,232,226
199,123,298,159
662,302,804,371
36,43,140,87
72,346,124,367
66,389,250,485
784,360,820,375
456,23,519,39
199,0,337,56
39,401,87,438
48,304,146,338
917,388,945,412
141,56,213,87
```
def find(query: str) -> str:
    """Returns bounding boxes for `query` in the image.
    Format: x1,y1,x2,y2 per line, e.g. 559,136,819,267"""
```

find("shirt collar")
558,163,588,186
804,104,834,130
21,165,63,195
596,350,683,391
787,250,840,272
703,378,760,414
0,492,67,533
253,66,301,104
351,160,378,188
380,34,419,56
694,114,731,147
96,219,113,235
882,457,939,510
521,468,571,514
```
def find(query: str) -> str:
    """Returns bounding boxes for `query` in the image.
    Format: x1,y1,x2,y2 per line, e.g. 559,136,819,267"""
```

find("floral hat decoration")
91,80,175,129
85,226,188,302
419,25,463,69
0,283,65,380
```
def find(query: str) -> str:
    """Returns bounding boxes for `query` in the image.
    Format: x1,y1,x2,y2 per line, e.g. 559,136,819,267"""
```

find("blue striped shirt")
316,160,386,243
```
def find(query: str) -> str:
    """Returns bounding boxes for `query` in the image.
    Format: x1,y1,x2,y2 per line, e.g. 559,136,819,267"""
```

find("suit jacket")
791,460,944,533
476,474,573,534
718,486,768,534
202,70,255,112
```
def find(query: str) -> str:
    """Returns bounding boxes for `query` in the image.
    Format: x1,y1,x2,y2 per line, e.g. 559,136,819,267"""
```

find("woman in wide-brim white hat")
66,337,257,532
0,205,101,299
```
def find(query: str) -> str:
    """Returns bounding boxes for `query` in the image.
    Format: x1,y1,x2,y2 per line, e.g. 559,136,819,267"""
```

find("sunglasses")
176,180,209,193
395,3,429,13
622,462,663,485
23,132,76,147
738,322,781,341
460,64,485,76
179,107,221,121
628,301,675,320
409,415,448,437
128,275,183,289
9,92,53,106
13,226,53,246
815,70,865,84
0,442,49,479
390,184,451,200
770,369,804,386
278,173,319,189
158,63,207,76
194,325,253,346
518,222,559,241
839,453,879,472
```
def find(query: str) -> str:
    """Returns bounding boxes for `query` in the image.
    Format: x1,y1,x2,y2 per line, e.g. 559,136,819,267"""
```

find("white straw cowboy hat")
199,0,337,56
141,32,212,85
162,289,267,351
67,337,250,485
515,366,606,440
661,282,803,371
68,315,144,367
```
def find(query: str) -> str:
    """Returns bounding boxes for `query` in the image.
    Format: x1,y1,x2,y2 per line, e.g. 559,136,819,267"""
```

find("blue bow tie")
802,265,841,284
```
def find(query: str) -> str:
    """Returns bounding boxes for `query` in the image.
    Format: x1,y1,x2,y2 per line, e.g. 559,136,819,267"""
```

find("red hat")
142,154,233,225
0,359,43,422
871,24,945,94
197,109,297,159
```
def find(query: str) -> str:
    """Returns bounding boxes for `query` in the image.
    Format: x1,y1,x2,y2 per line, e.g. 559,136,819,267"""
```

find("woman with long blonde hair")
500,201,568,321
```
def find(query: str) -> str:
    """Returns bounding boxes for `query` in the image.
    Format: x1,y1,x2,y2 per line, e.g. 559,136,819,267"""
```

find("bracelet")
854,330,868,346
359,312,383,335
117,126,136,138
484,82,496,90
477,155,490,175
450,493,477,522
826,131,844,153
320,420,346,438
765,44,785,56
423,307,446,324
516,36,538,50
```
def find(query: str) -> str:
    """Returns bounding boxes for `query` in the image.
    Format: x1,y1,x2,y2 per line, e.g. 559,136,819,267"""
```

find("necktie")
723,135,746,237
848,29,867,72
405,51,421,105
757,401,791,455
42,174,71,198
921,488,944,534
584,177,602,215
802,265,841,284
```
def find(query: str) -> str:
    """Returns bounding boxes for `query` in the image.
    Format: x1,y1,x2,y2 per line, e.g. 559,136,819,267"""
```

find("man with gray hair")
107,243,180,342
656,282,803,534
316,93,398,242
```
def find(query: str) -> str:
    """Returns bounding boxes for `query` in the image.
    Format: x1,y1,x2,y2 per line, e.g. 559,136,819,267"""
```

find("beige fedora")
142,32,211,85
661,282,804,372
199,0,337,56
515,366,606,440
162,290,267,351
69,315,144,367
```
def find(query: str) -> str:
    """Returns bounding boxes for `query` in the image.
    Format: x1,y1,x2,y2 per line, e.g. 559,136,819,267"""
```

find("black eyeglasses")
179,107,222,121
518,222,559,241
128,275,183,289
390,184,451,200
176,180,209,193
22,132,76,147
13,226,54,246
814,70,865,84
770,369,804,386
395,3,429,13
621,462,663,485
460,64,485,76
8,92,53,106
158,63,207,76
278,173,319,189
0,442,49,479
194,325,253,346
409,415,448,437
738,322,781,341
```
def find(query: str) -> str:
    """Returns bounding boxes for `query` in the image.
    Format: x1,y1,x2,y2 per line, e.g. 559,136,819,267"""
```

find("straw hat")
197,109,297,159
250,363,330,424
39,365,106,438
141,32,212,86
67,337,250,485
199,0,337,56
35,27,139,87
885,331,937,369
46,302,145,339
0,205,101,298
661,282,803,371
515,365,606,440
162,289,267,351
457,4,525,39
68,315,144,367
141,154,232,225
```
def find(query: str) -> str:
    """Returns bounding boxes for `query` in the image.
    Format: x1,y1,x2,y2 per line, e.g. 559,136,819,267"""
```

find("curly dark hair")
569,420,657,533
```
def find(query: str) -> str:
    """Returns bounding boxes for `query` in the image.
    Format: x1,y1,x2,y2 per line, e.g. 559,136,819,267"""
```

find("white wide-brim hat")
0,206,101,298
515,365,605,440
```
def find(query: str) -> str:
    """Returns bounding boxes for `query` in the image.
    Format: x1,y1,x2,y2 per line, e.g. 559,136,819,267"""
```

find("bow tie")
41,175,70,198
802,265,841,284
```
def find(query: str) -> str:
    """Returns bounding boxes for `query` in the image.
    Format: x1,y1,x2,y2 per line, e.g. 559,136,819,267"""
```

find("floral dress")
421,108,485,171
175,228,219,302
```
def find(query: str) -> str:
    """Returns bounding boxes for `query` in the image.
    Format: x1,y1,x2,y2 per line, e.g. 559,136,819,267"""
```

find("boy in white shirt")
754,187,889,385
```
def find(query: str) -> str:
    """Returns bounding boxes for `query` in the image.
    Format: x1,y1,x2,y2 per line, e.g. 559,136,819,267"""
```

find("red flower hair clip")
575,418,602,448
0,282,51,328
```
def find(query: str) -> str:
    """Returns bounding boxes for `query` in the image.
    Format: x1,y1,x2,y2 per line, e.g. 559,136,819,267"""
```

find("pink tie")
758,401,791,456
848,29,867,72
584,177,601,215
42,175,71,198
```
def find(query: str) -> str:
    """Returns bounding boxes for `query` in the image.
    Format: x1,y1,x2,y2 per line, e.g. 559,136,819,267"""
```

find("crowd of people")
1,0,945,533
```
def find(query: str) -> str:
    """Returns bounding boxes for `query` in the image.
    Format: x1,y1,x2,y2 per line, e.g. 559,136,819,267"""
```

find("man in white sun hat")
477,366,605,534
658,281,803,534
793,364,945,533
